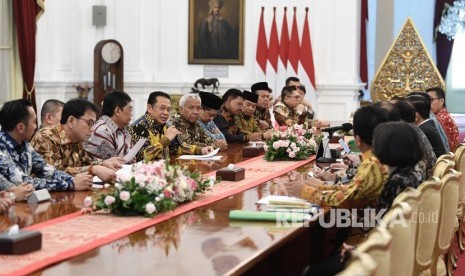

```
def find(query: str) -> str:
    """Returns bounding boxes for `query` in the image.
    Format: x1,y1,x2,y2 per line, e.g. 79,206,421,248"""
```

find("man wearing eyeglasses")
273,86,307,127
427,87,459,151
85,90,134,160
236,91,272,140
31,99,122,183
170,94,216,154
128,91,183,161
0,99,94,198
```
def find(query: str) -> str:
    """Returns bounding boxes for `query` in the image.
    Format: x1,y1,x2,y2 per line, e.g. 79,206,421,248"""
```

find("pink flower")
164,190,172,199
288,151,296,158
145,203,156,214
187,178,198,190
104,195,115,206
84,196,93,207
119,191,131,201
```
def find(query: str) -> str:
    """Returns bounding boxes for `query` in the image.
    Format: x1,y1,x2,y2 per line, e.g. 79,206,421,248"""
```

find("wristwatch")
9,192,16,201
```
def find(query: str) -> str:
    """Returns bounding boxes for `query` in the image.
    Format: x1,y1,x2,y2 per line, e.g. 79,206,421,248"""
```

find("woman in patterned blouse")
372,121,424,212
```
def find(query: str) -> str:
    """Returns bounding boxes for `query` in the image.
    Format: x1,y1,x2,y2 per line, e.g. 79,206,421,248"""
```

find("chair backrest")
434,169,461,255
381,201,414,276
433,159,455,178
337,252,377,276
355,226,392,276
454,144,465,205
436,152,455,164
413,177,442,274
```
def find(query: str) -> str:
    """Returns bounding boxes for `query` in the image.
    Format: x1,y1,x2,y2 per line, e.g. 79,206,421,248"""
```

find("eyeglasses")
288,95,302,100
152,104,172,113
78,118,95,127
430,97,442,101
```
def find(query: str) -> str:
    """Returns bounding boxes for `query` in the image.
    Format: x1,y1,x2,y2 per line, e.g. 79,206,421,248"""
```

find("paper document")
177,148,221,160
256,195,312,208
123,138,146,163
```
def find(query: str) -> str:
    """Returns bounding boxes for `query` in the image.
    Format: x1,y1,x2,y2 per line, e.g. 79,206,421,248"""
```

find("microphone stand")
316,130,337,163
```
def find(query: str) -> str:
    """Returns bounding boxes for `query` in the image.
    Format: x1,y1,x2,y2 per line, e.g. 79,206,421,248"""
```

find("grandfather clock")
93,39,124,106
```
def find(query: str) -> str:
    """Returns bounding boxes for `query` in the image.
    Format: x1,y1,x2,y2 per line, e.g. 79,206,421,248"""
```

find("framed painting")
188,0,244,65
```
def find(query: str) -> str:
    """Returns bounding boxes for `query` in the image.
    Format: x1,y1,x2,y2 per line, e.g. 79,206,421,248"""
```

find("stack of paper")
177,148,222,160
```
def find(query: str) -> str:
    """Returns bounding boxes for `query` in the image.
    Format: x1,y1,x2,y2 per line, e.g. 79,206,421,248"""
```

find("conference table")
1,144,339,276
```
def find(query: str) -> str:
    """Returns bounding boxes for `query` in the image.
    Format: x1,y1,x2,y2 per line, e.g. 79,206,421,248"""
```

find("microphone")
322,123,353,133
165,121,183,146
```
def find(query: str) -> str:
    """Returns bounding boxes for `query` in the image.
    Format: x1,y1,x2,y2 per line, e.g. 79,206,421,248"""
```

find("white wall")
35,0,363,125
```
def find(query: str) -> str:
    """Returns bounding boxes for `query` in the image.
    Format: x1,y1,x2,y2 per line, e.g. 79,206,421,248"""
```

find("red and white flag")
298,7,316,105
276,7,289,99
287,7,300,78
255,7,268,80
267,7,279,97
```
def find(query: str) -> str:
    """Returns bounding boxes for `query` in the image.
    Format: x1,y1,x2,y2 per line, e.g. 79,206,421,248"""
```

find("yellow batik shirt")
301,150,388,208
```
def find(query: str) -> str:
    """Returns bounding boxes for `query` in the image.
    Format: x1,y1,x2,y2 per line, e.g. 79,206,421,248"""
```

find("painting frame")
188,0,244,65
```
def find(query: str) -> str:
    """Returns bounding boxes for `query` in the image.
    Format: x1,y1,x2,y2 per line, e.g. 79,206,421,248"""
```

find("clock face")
101,42,121,64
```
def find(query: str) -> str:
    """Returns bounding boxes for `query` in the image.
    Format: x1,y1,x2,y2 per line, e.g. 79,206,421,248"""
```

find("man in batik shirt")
170,94,215,154
427,87,459,151
31,99,121,183
197,91,228,150
273,86,307,127
86,90,134,160
251,82,272,130
214,89,261,143
236,91,272,140
0,99,92,199
293,106,390,209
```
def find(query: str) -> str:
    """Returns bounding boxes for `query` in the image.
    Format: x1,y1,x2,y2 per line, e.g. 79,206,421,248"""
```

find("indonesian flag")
298,8,316,108
267,7,279,98
255,7,268,79
276,7,289,99
287,7,300,78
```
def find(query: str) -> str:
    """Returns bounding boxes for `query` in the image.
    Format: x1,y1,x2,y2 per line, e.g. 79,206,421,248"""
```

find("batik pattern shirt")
85,115,133,160
253,107,272,129
273,101,306,127
436,108,459,151
376,167,420,212
301,150,388,208
170,116,214,154
128,113,170,162
197,119,225,140
214,107,248,143
235,113,260,135
0,131,74,191
31,125,99,176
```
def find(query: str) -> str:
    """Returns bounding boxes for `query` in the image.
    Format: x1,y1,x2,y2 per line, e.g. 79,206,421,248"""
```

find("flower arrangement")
264,124,319,161
84,160,215,217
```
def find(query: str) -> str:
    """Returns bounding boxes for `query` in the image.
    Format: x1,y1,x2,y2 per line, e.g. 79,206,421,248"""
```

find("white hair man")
169,94,215,155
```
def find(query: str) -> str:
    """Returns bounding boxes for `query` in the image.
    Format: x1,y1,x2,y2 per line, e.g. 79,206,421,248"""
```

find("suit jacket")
418,119,446,158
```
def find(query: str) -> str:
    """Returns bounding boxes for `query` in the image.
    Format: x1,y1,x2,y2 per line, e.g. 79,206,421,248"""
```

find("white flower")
155,196,161,202
209,176,216,189
84,196,92,207
119,191,131,201
103,183,111,189
115,183,122,190
145,203,156,214
104,195,115,206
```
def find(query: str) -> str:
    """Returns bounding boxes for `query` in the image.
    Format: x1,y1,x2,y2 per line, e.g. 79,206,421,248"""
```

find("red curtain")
434,0,455,80
13,0,44,112
360,0,368,89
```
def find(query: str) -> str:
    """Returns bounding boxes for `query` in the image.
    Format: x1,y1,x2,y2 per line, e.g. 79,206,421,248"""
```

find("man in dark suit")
407,93,446,158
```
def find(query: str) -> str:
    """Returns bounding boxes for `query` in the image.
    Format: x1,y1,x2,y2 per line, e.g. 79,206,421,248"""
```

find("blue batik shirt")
0,131,74,192
197,119,225,140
